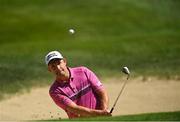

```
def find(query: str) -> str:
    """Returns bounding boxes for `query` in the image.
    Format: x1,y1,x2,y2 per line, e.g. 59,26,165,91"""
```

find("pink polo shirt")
49,66,103,118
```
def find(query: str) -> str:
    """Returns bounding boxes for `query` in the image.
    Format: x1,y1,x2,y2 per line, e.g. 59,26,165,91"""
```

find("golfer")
45,51,111,118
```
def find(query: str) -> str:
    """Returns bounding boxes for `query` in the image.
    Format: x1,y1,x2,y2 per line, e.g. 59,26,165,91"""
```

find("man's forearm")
96,88,109,110
66,102,110,117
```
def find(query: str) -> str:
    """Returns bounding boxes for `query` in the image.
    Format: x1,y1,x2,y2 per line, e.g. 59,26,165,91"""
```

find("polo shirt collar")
68,67,74,81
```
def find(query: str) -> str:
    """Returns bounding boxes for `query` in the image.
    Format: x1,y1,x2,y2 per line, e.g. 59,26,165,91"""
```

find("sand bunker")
0,77,180,121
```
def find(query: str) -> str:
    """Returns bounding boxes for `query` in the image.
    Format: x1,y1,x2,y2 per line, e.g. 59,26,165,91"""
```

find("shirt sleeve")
49,91,73,110
83,67,103,91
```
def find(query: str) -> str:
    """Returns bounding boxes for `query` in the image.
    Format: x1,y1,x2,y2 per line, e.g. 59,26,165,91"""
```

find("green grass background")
70,111,180,121
0,0,180,99
35,111,180,121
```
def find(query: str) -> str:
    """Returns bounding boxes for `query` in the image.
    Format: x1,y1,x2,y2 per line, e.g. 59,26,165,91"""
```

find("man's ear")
62,58,67,65
48,66,51,72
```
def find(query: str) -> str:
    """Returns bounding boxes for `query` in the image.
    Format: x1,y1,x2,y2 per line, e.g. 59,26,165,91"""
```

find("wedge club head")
122,66,130,79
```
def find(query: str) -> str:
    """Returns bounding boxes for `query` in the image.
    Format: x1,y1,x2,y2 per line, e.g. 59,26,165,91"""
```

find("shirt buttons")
69,82,77,92
72,87,76,92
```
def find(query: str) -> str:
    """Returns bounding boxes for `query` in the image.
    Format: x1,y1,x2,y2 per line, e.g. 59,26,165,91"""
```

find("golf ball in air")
69,29,75,34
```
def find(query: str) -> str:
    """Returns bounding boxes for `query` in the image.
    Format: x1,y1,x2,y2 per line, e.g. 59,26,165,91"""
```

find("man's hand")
100,109,112,116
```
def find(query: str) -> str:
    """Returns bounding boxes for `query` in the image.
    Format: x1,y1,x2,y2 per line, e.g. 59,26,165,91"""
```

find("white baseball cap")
45,51,63,65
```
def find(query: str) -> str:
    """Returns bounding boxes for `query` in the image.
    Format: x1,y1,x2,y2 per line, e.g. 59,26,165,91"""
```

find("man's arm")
95,87,109,110
50,91,111,117
66,101,111,117
83,67,109,110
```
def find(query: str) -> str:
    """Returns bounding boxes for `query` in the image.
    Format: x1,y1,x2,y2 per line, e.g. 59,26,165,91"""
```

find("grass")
34,111,180,121
0,0,180,99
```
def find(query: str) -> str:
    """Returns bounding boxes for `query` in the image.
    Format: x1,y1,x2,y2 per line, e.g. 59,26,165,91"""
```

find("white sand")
0,77,180,121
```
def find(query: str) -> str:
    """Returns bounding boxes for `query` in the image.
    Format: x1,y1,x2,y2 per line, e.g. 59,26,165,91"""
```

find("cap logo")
47,53,57,61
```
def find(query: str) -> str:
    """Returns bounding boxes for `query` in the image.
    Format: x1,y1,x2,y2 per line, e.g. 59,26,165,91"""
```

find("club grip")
110,108,114,113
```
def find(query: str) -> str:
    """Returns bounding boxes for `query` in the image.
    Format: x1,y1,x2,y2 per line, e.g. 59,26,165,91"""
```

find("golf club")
110,66,130,114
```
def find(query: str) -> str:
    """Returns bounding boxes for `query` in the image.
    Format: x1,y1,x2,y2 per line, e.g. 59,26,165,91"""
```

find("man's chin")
56,72,64,76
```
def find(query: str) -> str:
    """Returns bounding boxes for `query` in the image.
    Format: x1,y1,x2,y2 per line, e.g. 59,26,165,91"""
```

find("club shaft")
110,78,128,113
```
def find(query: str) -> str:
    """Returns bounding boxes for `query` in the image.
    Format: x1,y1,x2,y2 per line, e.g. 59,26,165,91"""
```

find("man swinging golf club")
45,51,111,118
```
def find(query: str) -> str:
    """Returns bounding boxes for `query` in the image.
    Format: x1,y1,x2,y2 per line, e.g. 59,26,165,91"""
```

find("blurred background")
0,0,180,100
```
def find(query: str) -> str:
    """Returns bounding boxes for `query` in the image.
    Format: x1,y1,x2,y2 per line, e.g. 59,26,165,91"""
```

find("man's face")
48,58,67,76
